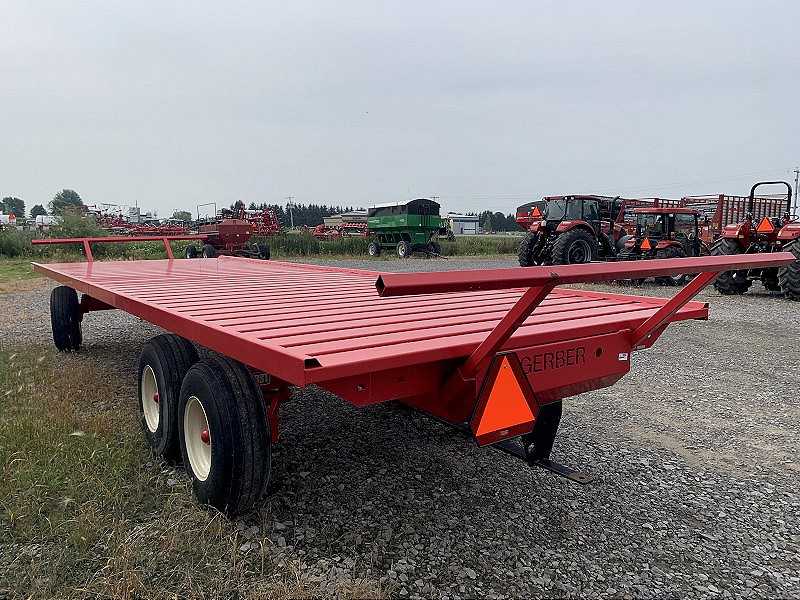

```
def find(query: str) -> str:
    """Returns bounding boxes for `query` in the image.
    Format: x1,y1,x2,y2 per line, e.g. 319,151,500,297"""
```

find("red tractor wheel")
617,248,644,286
778,239,800,301
551,229,597,265
517,232,541,267
655,246,687,286
711,238,751,295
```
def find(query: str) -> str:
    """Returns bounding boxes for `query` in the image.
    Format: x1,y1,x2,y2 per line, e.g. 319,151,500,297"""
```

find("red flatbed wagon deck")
31,245,794,515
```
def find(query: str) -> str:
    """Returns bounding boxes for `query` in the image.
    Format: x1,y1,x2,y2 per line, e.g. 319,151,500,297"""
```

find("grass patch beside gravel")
0,348,387,599
0,258,41,284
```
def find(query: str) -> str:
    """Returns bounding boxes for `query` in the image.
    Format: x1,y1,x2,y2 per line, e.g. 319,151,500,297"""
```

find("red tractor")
517,195,632,266
711,181,800,299
618,207,709,285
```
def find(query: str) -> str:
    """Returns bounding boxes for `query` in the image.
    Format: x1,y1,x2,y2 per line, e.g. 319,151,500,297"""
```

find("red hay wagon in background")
31,237,793,515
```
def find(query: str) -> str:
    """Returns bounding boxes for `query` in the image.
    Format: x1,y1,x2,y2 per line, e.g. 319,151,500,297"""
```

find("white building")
445,213,479,235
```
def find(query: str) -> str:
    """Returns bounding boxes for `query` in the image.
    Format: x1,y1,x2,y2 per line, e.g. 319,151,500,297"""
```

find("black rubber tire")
551,229,598,265
138,334,199,459
367,241,381,256
185,244,198,259
178,356,271,516
202,244,217,259
778,239,800,301
427,241,441,255
517,232,541,267
396,240,412,259
711,238,751,295
655,245,687,286
617,248,645,286
50,286,82,352
257,243,270,260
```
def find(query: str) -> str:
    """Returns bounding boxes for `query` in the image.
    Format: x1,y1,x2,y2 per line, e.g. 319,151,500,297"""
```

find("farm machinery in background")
516,195,641,267
708,181,800,300
184,203,281,260
617,207,709,285
309,222,369,239
366,198,446,258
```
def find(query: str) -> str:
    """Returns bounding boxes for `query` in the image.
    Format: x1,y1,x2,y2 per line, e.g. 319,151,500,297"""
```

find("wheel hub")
141,365,159,433
184,396,212,481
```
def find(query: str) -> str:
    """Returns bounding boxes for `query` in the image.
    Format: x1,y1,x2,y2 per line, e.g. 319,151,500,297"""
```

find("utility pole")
794,167,799,215
285,195,294,228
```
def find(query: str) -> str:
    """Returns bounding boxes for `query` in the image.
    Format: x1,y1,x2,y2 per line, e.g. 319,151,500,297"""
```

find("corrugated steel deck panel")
33,257,708,386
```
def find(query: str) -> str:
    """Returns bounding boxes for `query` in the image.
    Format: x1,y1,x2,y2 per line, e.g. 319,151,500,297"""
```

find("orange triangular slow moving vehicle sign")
757,217,774,233
470,353,539,446
641,237,652,250
532,206,541,217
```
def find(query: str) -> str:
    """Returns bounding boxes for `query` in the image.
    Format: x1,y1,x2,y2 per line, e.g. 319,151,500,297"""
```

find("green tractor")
366,198,445,258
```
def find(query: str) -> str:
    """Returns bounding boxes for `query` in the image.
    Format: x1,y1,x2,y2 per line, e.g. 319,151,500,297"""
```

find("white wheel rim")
184,395,212,481
141,365,159,433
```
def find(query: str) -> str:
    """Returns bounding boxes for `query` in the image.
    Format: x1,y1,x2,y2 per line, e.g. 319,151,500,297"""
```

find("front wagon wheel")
50,286,82,352
178,356,271,516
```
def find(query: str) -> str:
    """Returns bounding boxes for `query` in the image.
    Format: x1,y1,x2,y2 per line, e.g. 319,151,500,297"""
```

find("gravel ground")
2,257,799,599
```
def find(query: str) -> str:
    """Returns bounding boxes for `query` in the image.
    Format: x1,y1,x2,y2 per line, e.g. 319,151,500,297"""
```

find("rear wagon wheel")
185,244,198,259
50,286,82,352
396,240,412,258
138,334,199,459
202,244,217,258
178,356,271,516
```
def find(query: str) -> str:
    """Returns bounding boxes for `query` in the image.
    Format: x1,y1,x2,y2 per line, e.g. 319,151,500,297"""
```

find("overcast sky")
2,1,798,218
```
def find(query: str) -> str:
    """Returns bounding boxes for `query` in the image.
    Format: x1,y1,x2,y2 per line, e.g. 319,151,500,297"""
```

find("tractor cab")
539,196,602,236
631,208,702,257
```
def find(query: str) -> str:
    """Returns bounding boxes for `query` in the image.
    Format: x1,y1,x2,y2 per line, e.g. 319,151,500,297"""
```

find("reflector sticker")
618,353,629,361
641,237,652,250
471,353,539,445
757,217,774,233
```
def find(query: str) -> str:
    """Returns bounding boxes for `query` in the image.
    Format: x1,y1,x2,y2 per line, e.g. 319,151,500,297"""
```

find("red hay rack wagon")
30,237,793,515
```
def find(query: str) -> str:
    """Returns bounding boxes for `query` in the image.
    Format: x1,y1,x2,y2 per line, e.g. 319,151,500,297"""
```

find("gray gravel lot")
2,256,799,598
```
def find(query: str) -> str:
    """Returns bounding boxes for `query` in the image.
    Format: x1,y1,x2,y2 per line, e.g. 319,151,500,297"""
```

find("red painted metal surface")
31,253,793,417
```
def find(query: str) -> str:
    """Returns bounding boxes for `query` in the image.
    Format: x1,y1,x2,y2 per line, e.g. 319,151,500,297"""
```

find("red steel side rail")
32,235,206,261
375,254,795,296
378,253,795,416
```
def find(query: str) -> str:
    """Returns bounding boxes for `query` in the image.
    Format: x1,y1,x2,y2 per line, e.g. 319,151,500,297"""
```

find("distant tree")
2,196,25,217
30,204,47,218
248,202,257,210
171,210,192,222
481,213,493,232
493,212,506,231
49,189,83,214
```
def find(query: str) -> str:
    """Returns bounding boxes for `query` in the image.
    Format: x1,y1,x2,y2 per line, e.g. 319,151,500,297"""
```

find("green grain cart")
366,198,445,258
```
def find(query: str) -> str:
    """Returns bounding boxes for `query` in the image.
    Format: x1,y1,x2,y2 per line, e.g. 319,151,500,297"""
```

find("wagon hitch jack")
492,401,596,484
